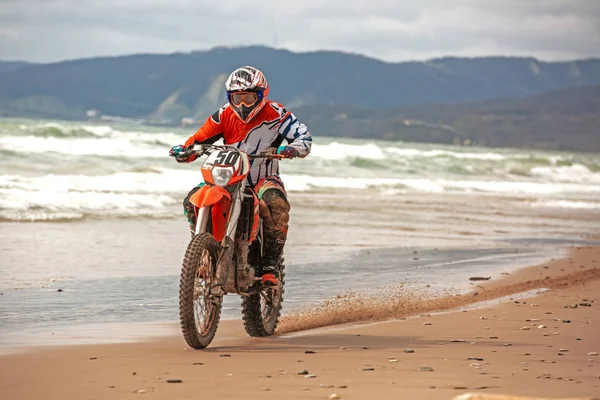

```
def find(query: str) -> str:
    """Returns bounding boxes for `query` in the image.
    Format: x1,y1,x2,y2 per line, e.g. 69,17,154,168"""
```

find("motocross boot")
259,189,290,287
261,226,288,286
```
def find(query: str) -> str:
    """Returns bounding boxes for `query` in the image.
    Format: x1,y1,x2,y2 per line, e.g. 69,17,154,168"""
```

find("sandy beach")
1,246,598,400
2,122,600,399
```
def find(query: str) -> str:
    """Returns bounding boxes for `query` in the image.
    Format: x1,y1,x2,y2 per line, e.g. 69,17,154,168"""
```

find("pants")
183,179,290,268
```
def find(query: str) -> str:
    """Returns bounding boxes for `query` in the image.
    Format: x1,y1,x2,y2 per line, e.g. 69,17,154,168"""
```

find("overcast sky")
1,0,599,63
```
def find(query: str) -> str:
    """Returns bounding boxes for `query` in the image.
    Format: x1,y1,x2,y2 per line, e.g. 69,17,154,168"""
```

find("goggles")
228,91,261,107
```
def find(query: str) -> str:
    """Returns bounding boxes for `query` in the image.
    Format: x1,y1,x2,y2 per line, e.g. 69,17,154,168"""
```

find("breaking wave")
1,119,600,221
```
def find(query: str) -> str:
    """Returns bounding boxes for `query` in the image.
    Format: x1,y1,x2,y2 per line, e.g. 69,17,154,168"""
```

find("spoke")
193,249,214,335
259,291,270,303
260,288,276,320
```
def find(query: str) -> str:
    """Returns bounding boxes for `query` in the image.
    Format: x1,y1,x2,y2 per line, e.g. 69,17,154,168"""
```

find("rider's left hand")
276,145,298,159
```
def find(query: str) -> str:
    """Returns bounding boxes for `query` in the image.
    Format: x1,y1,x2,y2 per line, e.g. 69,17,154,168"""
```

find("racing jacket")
184,101,312,187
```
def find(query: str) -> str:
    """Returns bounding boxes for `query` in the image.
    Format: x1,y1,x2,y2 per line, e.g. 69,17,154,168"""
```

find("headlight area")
212,166,234,186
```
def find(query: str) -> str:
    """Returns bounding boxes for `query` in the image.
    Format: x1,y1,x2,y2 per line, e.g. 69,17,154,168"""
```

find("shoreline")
0,242,578,353
276,246,599,334
1,246,599,399
1,233,576,346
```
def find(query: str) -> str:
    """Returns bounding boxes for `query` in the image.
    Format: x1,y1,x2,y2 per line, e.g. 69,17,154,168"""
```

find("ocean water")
1,118,599,222
1,118,600,348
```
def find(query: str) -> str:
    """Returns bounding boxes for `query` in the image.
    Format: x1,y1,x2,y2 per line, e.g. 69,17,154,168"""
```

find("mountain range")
293,83,600,151
1,46,599,151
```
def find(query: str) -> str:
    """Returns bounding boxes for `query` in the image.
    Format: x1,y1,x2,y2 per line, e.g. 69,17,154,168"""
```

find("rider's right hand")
169,145,192,163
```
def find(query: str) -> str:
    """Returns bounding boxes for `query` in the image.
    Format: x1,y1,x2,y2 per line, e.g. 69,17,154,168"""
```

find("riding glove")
169,145,190,163
276,145,298,159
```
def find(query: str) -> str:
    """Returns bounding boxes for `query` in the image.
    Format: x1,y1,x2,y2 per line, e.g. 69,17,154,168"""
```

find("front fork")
212,184,244,295
195,184,262,296
194,207,209,236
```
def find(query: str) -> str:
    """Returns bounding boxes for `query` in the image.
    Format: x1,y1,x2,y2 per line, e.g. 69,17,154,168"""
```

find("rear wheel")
179,233,223,349
241,259,285,337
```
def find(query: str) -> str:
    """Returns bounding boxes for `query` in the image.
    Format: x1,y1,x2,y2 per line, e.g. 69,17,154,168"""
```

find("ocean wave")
3,125,599,187
0,169,198,194
386,147,507,160
2,121,600,225
3,169,600,198
0,187,178,222
438,179,600,194
349,157,388,169
0,135,168,158
531,164,600,184
531,200,600,210
1,122,183,158
2,167,600,221
127,166,165,174
10,122,138,138
293,141,587,179
9,123,113,138
0,209,178,222
311,142,386,160
0,169,202,221
282,174,600,195
312,141,509,161
80,125,115,137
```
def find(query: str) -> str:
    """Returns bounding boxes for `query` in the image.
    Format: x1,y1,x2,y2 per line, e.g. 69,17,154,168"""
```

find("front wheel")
179,232,223,349
241,260,285,337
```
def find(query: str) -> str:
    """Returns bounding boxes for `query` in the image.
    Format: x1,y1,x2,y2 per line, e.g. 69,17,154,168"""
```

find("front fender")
189,184,231,208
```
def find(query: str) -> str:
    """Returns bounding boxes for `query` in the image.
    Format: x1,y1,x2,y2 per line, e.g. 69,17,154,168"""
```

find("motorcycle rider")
170,66,312,286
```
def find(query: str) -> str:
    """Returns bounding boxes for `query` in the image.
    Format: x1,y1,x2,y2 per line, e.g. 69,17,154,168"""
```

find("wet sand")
1,247,599,400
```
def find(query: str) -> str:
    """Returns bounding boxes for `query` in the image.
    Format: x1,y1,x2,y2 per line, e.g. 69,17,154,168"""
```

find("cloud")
1,0,599,62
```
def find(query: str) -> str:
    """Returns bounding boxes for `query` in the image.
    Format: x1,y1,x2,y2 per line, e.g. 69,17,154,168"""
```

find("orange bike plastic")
189,185,232,242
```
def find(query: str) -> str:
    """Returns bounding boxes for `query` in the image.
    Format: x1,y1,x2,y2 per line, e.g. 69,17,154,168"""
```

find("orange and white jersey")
184,101,312,186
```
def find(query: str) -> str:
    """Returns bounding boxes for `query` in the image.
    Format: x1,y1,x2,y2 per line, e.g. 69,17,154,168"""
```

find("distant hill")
294,83,600,152
0,61,36,74
0,46,599,123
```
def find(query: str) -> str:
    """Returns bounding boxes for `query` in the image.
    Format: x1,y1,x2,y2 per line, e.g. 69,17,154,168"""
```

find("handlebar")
187,144,284,160
250,150,285,160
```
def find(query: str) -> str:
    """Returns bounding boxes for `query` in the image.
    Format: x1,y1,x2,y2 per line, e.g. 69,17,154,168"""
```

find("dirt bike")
177,144,286,349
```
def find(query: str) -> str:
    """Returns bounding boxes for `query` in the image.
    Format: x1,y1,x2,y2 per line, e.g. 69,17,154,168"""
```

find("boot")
261,229,285,286
260,267,279,287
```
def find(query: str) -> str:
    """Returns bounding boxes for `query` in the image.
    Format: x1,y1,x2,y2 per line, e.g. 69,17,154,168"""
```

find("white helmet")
225,66,269,123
